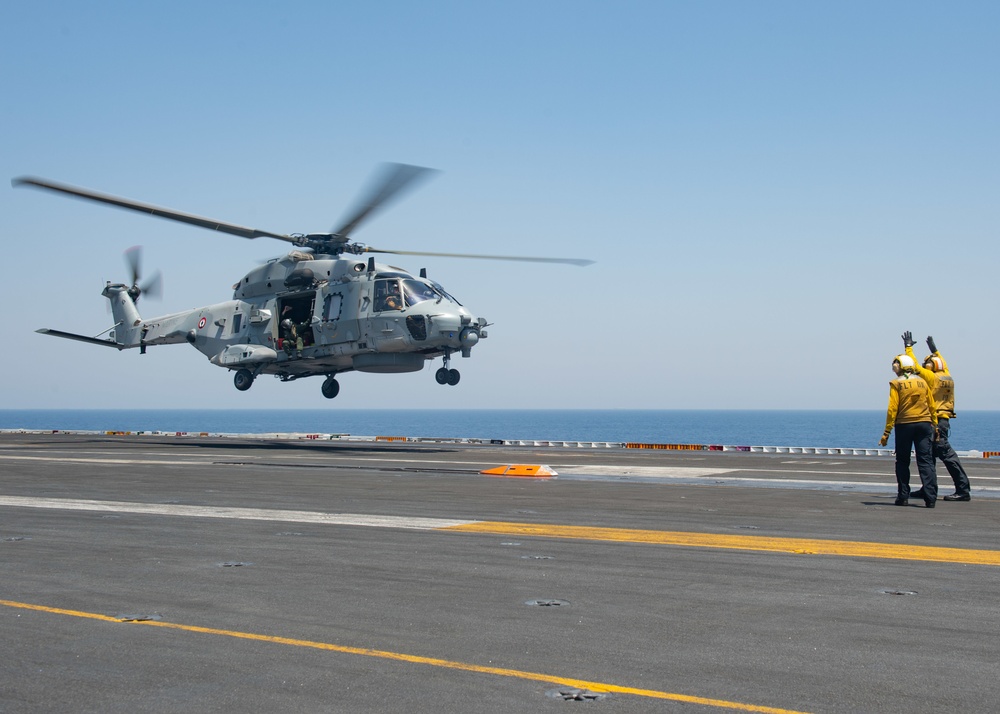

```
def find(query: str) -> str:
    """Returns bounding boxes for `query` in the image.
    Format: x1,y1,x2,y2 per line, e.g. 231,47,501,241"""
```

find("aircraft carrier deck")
2,432,999,713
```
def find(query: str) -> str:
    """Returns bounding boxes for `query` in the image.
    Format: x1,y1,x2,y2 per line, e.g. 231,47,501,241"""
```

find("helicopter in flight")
13,164,593,399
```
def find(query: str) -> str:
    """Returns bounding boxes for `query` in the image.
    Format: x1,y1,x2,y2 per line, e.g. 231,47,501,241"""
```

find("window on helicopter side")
374,278,403,311
323,292,343,323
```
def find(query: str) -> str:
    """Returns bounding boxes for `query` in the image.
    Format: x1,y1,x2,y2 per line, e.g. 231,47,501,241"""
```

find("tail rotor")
123,246,162,303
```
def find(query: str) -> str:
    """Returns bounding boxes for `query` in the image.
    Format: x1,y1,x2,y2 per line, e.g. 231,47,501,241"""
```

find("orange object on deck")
480,464,558,477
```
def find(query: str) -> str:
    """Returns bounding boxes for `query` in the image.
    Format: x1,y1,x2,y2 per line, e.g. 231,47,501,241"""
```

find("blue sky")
2,1,997,410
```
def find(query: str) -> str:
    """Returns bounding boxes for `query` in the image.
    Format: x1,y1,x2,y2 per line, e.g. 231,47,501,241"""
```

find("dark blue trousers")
894,421,937,503
934,418,971,496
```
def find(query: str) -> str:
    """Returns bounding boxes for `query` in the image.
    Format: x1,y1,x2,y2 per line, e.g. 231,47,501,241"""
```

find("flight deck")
2,432,999,713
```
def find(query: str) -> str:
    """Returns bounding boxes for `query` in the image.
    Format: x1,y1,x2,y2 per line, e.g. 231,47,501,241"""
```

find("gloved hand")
901,331,915,348
879,432,890,447
933,427,940,442
927,336,937,353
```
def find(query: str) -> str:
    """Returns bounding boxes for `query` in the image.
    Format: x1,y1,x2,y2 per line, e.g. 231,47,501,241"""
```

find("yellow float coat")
906,345,957,419
883,373,937,434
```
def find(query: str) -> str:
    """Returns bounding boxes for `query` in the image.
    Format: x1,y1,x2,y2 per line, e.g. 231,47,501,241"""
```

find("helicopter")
12,164,593,399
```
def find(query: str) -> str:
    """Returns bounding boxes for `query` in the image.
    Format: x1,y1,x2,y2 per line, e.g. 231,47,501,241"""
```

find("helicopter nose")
460,326,480,357
460,327,479,349
428,313,481,349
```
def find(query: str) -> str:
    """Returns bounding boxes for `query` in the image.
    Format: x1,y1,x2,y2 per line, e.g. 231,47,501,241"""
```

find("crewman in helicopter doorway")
280,305,303,358
880,351,938,507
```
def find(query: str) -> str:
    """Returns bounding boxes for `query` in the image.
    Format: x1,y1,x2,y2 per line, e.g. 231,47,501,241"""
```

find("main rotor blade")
12,177,296,243
332,163,438,240
364,247,595,267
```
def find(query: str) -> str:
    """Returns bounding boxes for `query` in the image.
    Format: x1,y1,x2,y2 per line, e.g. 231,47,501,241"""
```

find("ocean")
1,410,998,451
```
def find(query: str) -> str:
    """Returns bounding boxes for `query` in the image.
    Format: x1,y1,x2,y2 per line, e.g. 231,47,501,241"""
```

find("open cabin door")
275,292,316,355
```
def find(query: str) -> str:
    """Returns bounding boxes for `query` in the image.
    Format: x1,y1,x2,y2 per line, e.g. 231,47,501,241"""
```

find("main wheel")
446,368,461,386
321,376,340,399
234,369,254,391
435,367,450,385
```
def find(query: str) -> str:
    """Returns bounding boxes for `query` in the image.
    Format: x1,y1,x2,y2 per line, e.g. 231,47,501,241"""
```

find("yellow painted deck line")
0,599,810,714
441,521,1000,566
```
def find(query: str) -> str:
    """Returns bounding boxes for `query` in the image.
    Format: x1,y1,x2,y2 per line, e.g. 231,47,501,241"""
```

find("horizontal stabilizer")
36,328,121,348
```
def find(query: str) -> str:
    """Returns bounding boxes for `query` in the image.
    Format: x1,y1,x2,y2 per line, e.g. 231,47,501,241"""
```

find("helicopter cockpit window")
401,279,439,307
374,279,403,311
429,280,462,306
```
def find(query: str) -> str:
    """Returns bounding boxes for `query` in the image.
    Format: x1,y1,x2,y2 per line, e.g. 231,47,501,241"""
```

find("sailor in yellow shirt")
903,333,971,501
880,352,938,507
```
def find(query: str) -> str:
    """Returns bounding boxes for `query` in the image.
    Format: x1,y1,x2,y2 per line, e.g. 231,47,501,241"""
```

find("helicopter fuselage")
105,251,487,395
17,165,588,400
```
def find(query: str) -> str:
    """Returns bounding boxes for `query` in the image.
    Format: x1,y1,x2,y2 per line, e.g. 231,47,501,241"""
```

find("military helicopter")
13,164,593,399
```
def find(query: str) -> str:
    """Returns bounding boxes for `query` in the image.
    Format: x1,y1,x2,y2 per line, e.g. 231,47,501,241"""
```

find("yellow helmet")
923,355,944,372
893,354,916,372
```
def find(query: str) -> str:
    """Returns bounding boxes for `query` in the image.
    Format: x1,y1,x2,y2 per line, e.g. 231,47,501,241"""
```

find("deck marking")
0,454,205,465
0,451,1000,488
0,599,812,713
441,521,1000,566
3,495,998,565
0,496,472,530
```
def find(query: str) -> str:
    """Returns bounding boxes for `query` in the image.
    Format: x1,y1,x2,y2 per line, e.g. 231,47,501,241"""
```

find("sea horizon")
2,408,998,451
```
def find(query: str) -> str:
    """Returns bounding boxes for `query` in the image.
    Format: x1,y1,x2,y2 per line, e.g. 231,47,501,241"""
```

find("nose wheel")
435,367,460,386
435,352,460,386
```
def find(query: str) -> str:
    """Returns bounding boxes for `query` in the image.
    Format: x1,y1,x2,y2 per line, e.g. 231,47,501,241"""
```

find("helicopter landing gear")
321,375,340,399
435,367,460,386
435,352,460,386
234,368,255,391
